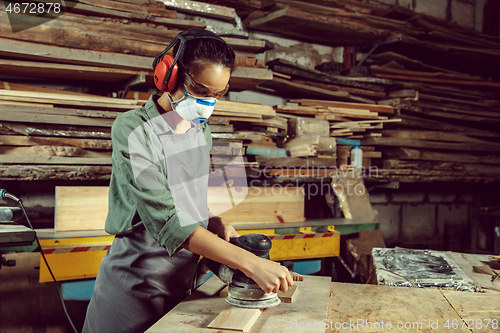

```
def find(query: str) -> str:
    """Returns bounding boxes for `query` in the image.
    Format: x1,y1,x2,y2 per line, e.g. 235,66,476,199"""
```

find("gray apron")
83,124,209,333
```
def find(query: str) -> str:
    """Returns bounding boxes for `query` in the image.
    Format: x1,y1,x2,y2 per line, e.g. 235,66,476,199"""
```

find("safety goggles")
184,72,229,99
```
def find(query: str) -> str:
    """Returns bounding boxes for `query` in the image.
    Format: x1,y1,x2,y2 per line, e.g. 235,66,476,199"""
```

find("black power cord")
17,200,80,333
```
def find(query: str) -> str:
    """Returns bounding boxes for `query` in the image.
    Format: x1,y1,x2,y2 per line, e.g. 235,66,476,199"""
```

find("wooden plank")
211,133,263,141
0,90,138,106
0,11,168,58
383,147,500,165
55,187,110,231
380,130,493,144
396,114,500,139
60,0,203,30
0,96,136,110
77,0,176,18
0,165,112,181
361,137,500,152
0,122,111,139
222,37,272,54
368,169,500,183
207,308,262,332
374,73,500,90
0,155,111,165
146,275,331,333
0,135,112,150
383,159,500,175
0,81,96,97
230,67,274,91
1,105,122,119
331,119,401,128
0,146,111,159
0,59,151,83
0,37,153,71
162,0,236,22
290,98,395,114
216,101,276,117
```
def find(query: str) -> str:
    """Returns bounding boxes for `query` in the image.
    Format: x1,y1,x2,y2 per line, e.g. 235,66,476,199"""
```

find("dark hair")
173,29,236,88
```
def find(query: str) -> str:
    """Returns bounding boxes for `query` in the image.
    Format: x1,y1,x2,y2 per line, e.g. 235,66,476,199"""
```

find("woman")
82,29,293,333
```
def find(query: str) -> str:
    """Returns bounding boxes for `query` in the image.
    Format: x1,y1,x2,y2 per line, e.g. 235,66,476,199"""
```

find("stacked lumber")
0,0,279,181
0,1,274,92
231,0,500,183
348,47,500,183
240,0,500,78
273,99,399,170
263,59,392,105
0,82,130,180
0,81,292,180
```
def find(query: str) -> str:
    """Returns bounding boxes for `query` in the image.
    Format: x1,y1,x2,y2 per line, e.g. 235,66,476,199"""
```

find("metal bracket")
116,73,147,99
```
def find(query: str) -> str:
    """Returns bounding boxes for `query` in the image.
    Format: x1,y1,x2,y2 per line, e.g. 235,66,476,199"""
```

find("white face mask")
168,86,217,124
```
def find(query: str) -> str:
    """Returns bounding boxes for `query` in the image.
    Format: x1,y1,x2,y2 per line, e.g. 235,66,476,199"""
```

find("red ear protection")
152,29,231,93
154,54,178,92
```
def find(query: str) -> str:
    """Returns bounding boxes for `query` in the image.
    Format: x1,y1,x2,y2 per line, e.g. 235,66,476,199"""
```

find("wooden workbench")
148,252,499,333
327,252,499,333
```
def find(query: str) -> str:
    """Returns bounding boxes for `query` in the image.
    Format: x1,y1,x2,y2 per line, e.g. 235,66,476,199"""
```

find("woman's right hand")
244,256,293,294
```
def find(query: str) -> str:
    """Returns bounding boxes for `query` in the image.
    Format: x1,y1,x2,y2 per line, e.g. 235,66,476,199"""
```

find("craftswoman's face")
183,63,231,99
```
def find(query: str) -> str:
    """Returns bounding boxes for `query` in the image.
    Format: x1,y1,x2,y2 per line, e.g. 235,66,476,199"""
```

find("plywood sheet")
146,275,331,333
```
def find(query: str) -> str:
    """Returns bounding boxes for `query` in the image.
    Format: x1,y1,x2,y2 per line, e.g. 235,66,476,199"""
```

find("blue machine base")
60,279,95,301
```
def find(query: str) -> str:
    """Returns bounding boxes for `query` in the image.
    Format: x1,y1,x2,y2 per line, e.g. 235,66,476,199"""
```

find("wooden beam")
361,137,500,152
0,38,153,71
0,135,112,150
383,147,500,165
0,165,112,180
291,99,395,114
0,59,152,83
161,0,236,22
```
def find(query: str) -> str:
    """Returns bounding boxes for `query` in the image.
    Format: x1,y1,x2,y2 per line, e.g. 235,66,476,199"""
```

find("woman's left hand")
208,216,239,242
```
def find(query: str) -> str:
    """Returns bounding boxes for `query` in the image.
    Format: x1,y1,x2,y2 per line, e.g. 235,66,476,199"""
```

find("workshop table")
148,252,499,333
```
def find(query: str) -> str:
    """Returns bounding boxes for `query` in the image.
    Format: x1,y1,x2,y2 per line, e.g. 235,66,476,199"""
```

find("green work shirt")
104,94,213,256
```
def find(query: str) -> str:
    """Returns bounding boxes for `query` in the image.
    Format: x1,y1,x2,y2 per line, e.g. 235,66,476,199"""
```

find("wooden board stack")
0,82,124,181
358,54,500,183
0,81,290,180
0,0,274,91
274,98,399,171
242,0,500,79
